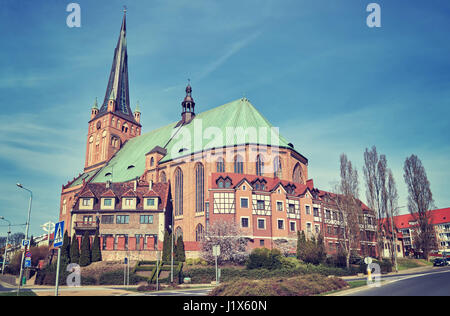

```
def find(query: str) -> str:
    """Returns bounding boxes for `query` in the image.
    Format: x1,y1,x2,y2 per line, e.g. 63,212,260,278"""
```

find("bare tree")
201,220,248,265
403,155,437,259
331,154,361,269
383,169,399,265
363,146,388,258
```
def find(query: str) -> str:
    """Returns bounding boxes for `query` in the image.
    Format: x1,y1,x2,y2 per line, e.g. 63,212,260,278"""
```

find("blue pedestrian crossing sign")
53,221,65,248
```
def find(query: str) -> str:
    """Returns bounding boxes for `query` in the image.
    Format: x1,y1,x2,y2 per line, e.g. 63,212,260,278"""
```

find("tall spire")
97,10,137,124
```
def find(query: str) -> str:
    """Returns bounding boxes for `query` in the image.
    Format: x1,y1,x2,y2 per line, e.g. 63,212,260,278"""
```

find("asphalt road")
348,266,450,296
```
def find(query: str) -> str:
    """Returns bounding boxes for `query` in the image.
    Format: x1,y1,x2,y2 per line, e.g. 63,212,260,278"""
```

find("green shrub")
359,259,393,274
280,257,301,270
98,270,147,285
246,248,282,270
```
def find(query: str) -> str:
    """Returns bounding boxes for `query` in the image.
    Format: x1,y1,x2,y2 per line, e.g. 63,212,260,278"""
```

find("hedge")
183,264,357,284
98,270,148,285
359,259,393,274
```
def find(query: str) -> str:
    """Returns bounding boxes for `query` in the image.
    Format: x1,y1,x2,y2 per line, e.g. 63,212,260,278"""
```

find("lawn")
0,290,37,296
396,258,432,271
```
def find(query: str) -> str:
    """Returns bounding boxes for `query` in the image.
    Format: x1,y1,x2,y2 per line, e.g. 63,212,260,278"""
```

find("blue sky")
0,0,449,237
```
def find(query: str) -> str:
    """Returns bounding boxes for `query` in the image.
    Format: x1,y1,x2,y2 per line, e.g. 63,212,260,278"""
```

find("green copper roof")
89,98,298,184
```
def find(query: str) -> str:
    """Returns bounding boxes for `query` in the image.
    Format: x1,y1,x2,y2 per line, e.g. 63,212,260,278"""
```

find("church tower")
85,11,142,172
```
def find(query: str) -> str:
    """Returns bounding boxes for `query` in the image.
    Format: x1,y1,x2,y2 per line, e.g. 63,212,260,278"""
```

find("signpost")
213,245,220,285
123,257,129,288
21,239,30,249
53,221,64,296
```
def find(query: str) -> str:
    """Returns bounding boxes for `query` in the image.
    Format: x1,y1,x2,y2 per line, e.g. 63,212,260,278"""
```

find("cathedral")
59,13,377,260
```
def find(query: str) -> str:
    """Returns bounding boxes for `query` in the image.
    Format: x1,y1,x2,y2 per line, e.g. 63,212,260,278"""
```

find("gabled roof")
100,188,116,198
79,187,96,198
211,173,308,196
91,98,306,184
122,188,138,197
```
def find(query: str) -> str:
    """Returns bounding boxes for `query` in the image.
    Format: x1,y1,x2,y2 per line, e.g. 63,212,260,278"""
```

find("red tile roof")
392,208,450,229
74,180,170,212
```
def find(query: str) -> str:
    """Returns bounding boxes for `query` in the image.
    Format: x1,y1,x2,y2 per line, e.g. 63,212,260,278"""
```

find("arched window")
273,156,282,178
174,168,183,216
195,224,205,242
216,157,225,173
62,199,67,215
150,157,154,167
256,155,264,176
160,171,167,183
175,226,183,239
234,155,244,174
293,163,304,184
195,163,204,213
117,120,121,129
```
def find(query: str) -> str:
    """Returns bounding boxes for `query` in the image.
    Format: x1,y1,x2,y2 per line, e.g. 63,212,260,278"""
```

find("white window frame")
240,216,250,228
276,200,283,212
277,219,285,230
240,197,249,208
257,218,266,230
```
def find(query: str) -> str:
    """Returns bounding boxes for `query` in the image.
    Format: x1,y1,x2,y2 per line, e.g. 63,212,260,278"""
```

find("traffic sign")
213,245,220,257
21,239,30,248
25,251,32,258
24,258,31,268
53,221,65,248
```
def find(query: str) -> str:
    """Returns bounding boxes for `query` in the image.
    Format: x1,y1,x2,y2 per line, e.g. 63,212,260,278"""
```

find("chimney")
149,180,153,191
106,180,111,189
133,179,137,192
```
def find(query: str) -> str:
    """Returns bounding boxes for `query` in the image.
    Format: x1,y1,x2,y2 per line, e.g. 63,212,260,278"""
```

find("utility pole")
16,183,32,296
0,217,11,274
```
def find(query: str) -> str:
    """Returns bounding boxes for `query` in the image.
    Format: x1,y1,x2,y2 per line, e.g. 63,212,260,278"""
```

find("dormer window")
218,180,224,188
104,198,112,207
224,180,231,188
82,198,90,206
147,198,155,206
122,197,136,210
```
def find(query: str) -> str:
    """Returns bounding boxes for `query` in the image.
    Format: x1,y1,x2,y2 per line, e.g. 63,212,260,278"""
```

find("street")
347,266,450,296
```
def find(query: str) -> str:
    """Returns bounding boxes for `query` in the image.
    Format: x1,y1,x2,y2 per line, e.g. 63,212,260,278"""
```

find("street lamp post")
0,217,11,275
16,183,32,295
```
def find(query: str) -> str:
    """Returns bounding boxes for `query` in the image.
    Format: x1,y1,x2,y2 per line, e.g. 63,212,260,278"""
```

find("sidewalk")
340,264,435,281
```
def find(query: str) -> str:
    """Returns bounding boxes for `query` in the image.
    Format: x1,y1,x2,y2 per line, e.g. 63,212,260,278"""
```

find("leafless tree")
382,169,399,264
331,154,361,269
403,155,437,259
201,220,248,265
363,146,388,258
